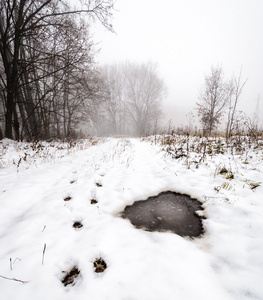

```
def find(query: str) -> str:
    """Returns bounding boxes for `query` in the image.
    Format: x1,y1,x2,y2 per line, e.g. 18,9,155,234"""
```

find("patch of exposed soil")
93,258,107,273
61,266,80,286
64,196,72,201
73,221,83,229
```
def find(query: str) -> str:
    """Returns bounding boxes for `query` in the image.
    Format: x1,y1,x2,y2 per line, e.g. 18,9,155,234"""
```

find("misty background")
1,0,263,140
94,0,263,129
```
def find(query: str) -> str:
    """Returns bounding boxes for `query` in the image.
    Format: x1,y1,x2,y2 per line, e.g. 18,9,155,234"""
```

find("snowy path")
0,138,262,299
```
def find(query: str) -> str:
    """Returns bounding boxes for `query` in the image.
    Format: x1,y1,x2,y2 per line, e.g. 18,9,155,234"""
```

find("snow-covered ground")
0,136,262,300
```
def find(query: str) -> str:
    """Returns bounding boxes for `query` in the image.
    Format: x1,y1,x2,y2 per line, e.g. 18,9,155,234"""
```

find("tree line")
0,0,113,140
0,0,166,140
1,1,255,141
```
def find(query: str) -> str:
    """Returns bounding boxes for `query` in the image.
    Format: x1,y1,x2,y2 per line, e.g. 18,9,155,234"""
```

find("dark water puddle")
120,191,205,238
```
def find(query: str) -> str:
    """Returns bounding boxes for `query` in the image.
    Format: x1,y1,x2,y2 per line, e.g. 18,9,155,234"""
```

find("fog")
94,0,263,129
2,0,262,140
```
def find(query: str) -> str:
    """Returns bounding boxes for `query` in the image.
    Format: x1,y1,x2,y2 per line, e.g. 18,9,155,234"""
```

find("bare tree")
226,69,248,140
98,64,125,135
99,62,166,136
197,66,232,135
123,62,165,135
0,0,114,140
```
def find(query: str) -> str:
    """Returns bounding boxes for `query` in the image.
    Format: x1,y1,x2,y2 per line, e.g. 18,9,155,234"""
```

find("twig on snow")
0,275,29,284
42,243,46,265
13,257,21,265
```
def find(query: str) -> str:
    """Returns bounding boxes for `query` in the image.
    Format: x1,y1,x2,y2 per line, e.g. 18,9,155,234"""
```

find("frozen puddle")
121,191,205,237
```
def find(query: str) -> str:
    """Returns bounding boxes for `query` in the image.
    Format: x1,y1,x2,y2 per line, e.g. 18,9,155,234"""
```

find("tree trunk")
5,85,14,139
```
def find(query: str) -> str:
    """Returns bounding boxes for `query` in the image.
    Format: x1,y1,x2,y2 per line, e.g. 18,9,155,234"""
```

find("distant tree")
100,62,166,136
98,64,126,135
186,111,195,135
123,62,165,135
197,66,232,135
225,69,247,140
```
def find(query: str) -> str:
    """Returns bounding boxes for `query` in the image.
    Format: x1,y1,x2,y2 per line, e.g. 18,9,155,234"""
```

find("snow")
0,136,263,300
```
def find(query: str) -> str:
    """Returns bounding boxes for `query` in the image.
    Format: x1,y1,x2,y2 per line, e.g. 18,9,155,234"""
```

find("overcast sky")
93,0,263,127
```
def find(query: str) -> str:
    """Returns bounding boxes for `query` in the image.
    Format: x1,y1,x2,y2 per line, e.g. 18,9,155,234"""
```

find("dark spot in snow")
61,266,80,286
64,196,72,201
73,221,83,229
93,258,107,273
219,167,228,174
91,199,98,204
120,191,205,238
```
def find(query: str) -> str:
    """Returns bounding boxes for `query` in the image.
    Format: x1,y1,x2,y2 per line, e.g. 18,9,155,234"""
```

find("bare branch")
0,274,29,284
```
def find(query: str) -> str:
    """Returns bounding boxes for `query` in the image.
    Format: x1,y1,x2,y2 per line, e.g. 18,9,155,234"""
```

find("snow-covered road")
0,137,262,299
